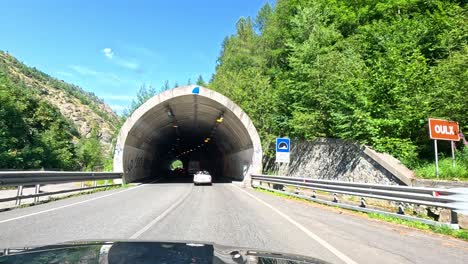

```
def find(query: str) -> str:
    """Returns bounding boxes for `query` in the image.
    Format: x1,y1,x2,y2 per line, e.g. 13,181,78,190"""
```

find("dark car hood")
0,240,331,264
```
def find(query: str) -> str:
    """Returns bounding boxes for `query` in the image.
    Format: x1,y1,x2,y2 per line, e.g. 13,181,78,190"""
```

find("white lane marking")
130,184,194,239
233,185,358,264
0,179,160,224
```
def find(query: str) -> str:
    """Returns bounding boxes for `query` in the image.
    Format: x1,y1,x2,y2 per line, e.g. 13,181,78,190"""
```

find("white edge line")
0,179,160,225
232,185,358,264
130,184,193,239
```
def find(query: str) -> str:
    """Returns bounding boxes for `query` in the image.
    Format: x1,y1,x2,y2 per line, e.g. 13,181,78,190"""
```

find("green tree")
123,85,157,117
163,80,171,91
0,71,79,170
196,75,206,86
210,0,467,167
76,129,104,171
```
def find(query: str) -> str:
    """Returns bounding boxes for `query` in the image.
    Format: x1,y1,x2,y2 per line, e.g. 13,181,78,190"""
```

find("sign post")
451,141,456,168
428,118,460,178
434,140,439,178
275,138,290,163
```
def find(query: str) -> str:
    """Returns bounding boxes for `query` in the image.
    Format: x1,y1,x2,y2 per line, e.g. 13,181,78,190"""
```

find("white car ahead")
193,171,212,185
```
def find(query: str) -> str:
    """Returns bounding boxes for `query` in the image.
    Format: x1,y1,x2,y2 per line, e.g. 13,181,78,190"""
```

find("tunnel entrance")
113,86,262,183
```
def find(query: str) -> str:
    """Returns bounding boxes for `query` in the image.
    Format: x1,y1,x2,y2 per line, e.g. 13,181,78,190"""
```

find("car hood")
0,240,331,264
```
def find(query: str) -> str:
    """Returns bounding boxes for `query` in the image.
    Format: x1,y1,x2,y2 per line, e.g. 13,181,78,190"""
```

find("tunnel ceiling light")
173,124,178,128
216,117,224,123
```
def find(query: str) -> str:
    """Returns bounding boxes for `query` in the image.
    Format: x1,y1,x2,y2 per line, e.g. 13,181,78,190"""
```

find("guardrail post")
360,197,366,208
81,181,85,188
450,210,458,226
311,190,316,199
333,193,338,203
397,203,405,215
15,185,23,206
34,184,40,203
93,180,97,187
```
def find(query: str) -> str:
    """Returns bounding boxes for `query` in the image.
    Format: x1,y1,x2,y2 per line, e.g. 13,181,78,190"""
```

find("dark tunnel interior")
113,87,262,183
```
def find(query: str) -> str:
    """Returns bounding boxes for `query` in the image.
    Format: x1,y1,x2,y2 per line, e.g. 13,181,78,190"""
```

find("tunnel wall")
122,146,154,183
113,86,263,183
223,149,255,181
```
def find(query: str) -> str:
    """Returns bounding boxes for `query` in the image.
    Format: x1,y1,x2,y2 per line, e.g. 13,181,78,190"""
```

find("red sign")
429,118,460,141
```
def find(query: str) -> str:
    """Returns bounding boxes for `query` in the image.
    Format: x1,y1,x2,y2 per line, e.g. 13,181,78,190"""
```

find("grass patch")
83,180,116,187
254,187,468,241
0,186,16,190
414,149,468,181
256,187,312,203
368,213,468,241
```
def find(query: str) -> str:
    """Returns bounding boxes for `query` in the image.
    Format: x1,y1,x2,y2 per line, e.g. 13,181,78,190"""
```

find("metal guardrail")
251,174,468,228
0,171,122,186
0,171,123,207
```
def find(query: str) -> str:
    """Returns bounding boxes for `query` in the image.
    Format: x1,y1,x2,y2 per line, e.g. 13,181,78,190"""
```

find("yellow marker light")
216,117,224,123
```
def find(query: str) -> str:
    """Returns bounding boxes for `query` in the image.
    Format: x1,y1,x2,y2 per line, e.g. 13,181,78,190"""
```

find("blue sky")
0,0,272,113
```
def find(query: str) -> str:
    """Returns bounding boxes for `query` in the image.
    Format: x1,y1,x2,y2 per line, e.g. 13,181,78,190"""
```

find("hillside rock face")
0,51,119,148
264,138,406,185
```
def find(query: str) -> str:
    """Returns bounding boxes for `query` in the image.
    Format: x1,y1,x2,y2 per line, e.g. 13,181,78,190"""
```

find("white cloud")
109,104,128,112
101,47,140,71
102,95,134,101
69,65,98,76
68,65,125,86
114,58,139,70
102,48,114,59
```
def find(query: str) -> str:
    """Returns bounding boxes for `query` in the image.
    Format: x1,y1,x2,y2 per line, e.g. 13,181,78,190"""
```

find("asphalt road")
0,180,467,263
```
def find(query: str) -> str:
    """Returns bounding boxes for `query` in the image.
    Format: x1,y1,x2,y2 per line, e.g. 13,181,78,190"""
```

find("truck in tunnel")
188,160,200,175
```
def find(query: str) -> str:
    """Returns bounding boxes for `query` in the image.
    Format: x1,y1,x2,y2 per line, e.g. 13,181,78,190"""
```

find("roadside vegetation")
0,52,114,172
415,148,468,180
255,187,468,241
208,0,467,173
1,1,467,179
368,213,468,241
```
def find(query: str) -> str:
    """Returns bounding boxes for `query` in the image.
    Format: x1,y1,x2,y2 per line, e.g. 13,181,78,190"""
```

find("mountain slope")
0,51,119,146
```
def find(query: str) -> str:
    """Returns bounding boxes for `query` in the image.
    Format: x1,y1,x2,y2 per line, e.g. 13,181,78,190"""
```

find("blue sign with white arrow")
276,138,290,153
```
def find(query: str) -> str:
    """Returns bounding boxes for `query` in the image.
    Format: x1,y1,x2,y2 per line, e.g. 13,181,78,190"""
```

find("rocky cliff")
0,51,119,148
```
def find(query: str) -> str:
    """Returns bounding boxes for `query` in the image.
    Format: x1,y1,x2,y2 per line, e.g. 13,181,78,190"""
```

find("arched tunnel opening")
113,86,262,184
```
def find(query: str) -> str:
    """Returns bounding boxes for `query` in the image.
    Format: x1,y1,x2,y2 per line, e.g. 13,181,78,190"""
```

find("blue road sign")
276,138,290,153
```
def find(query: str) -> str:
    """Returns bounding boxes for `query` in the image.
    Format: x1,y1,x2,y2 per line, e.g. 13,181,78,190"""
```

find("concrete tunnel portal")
113,86,263,183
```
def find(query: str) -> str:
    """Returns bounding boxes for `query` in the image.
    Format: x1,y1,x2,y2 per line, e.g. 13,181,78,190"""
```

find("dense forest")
1,0,466,176
209,0,467,169
0,52,115,171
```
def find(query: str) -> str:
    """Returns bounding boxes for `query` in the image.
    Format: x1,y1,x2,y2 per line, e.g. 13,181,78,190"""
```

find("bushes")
210,0,467,170
0,72,79,170
76,129,104,171
415,148,468,180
